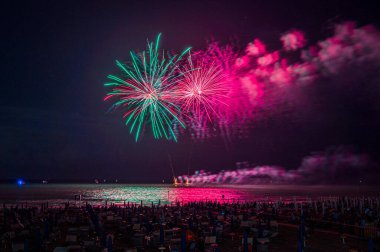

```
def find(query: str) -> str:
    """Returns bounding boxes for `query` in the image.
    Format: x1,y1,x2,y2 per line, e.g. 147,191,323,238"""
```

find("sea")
0,184,379,206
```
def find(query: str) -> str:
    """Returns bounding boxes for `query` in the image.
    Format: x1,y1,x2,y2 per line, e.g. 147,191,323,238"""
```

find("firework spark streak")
104,34,190,142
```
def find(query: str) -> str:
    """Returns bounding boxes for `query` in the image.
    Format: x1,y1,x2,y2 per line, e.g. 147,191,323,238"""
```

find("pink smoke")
177,146,375,185
280,30,306,51
246,39,266,56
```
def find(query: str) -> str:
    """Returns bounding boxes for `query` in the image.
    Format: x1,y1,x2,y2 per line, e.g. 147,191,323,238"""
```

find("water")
0,184,378,206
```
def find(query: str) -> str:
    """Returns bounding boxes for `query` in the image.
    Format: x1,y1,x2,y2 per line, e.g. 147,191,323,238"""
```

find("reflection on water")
83,185,253,204
0,184,379,205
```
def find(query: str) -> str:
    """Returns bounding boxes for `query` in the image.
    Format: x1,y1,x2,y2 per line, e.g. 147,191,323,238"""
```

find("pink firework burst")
177,57,229,122
190,43,245,139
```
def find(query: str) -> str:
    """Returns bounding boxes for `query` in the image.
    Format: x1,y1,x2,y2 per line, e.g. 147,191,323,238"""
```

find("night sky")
1,0,379,182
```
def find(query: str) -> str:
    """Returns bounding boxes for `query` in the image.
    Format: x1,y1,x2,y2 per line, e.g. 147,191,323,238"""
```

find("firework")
176,56,228,124
189,43,239,139
104,34,190,142
104,23,380,142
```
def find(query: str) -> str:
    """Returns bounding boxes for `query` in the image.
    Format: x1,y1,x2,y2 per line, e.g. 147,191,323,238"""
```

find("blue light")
17,179,25,186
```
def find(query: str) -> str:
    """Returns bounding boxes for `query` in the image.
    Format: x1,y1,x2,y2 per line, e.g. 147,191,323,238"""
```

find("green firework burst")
104,34,191,142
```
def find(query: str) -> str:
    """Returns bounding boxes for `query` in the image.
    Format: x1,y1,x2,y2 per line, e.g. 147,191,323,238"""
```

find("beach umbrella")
100,231,107,247
212,226,216,236
3,210,6,226
24,239,29,252
368,238,374,252
181,230,187,252
314,201,318,213
53,247,68,252
188,217,194,230
160,225,165,245
297,216,305,252
297,230,304,252
322,203,325,216
43,219,49,239
243,231,248,252
35,229,43,251
94,214,101,235
107,236,113,252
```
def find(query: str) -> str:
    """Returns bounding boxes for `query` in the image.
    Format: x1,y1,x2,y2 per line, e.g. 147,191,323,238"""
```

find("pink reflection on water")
168,186,250,203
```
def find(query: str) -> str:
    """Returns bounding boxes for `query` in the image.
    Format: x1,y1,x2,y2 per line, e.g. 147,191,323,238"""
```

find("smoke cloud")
177,146,378,185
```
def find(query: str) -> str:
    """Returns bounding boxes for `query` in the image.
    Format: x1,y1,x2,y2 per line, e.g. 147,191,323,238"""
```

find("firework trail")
104,34,190,142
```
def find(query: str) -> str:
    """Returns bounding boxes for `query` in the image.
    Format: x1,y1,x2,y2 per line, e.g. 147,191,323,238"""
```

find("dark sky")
1,0,379,182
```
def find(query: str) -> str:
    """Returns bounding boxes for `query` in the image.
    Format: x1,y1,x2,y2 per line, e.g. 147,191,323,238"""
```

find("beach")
1,184,379,251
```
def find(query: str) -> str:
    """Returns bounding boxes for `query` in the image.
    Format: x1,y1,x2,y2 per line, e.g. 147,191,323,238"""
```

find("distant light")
17,179,25,186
